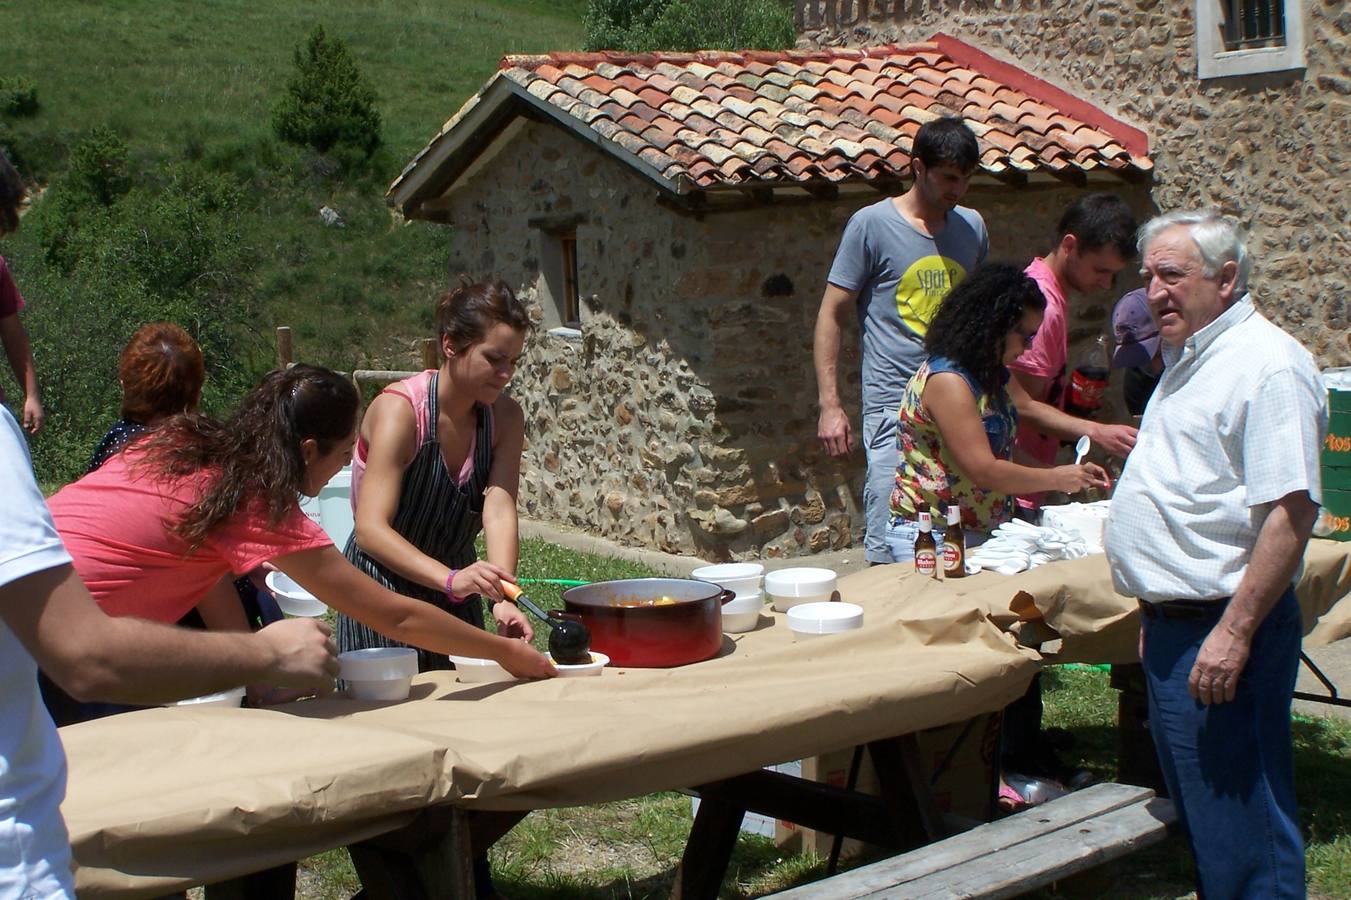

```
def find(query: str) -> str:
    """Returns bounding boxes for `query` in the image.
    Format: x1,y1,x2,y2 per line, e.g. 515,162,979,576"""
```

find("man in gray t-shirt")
814,117,988,564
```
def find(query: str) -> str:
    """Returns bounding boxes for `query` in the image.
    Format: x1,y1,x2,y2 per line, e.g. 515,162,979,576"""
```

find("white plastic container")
787,601,864,640
764,567,838,612
172,686,246,708
546,650,610,677
265,571,328,617
448,654,514,684
721,592,765,633
298,464,355,551
339,647,418,700
690,562,764,598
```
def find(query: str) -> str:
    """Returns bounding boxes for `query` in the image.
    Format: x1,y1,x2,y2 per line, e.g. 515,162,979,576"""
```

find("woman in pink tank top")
339,280,533,672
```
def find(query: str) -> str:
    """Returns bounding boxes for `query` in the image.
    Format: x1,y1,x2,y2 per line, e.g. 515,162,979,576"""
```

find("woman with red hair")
87,322,205,471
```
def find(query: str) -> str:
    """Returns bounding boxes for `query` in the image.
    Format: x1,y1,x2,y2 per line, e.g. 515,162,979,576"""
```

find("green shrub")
584,0,794,51
18,161,260,484
0,76,39,117
26,127,131,270
271,26,382,160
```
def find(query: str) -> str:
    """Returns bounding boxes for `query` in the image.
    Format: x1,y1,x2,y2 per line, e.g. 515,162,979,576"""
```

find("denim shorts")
884,517,985,564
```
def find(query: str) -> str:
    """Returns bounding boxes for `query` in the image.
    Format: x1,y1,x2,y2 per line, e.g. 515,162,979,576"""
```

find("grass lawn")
272,538,1351,899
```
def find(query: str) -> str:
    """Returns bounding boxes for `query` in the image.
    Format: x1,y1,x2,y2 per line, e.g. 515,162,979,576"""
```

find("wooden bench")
767,782,1176,899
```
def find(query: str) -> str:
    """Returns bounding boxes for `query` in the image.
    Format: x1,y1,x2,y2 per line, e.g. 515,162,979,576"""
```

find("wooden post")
276,326,293,369
420,337,439,371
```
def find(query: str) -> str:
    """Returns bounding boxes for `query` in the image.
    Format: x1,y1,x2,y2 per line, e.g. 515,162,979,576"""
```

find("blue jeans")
862,410,900,564
884,518,985,564
1142,587,1304,899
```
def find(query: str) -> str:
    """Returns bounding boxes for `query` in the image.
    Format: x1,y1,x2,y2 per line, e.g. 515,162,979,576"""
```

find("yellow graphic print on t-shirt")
896,255,968,337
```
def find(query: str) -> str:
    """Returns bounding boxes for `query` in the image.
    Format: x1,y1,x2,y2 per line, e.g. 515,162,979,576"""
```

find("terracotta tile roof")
388,35,1150,213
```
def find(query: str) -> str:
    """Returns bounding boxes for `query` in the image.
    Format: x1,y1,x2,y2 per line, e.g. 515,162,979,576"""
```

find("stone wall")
797,0,1351,366
441,118,1149,559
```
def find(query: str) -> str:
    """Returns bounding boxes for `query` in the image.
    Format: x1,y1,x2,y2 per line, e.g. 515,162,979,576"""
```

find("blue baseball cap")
1111,289,1160,369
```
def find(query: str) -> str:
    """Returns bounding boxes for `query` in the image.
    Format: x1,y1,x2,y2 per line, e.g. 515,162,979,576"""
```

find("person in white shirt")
1105,210,1326,900
0,407,337,899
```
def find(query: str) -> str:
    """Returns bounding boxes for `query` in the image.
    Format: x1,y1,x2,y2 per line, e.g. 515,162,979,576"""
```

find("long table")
58,540,1351,897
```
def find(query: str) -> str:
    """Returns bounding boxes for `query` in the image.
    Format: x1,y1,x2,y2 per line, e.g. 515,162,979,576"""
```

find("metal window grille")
1223,0,1286,50
560,232,580,327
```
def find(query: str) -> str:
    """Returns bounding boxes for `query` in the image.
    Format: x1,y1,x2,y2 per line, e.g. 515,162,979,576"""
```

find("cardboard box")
774,713,1000,860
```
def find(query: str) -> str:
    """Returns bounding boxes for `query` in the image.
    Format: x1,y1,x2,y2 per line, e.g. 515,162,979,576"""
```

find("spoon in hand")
500,581,593,664
1073,434,1091,466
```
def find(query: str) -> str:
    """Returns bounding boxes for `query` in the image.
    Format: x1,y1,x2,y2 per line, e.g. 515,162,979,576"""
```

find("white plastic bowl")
721,592,765,633
265,571,328,617
691,562,764,597
546,650,610,677
764,567,838,612
172,686,246,708
787,601,864,640
339,647,418,700
448,654,514,684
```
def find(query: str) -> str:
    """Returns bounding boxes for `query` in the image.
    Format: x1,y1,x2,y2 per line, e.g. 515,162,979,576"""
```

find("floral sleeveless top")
890,356,1018,536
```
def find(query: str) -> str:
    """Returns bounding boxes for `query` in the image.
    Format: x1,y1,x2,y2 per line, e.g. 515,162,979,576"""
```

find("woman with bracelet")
337,279,533,673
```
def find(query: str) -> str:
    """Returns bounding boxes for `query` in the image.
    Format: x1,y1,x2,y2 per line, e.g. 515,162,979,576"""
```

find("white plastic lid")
764,567,838,598
787,601,864,635
339,647,418,681
691,563,764,581
173,686,246,708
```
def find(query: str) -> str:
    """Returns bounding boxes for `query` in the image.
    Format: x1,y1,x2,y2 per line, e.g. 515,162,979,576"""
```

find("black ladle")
501,581,593,664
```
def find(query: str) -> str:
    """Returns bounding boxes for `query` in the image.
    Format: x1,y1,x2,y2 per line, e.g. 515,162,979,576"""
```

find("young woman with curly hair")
45,364,556,701
886,262,1110,561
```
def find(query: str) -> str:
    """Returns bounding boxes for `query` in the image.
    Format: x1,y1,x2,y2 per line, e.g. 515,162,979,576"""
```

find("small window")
1223,0,1285,50
558,231,580,328
1197,0,1305,79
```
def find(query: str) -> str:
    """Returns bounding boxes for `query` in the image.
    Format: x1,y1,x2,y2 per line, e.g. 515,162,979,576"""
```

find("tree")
271,26,382,159
584,0,795,52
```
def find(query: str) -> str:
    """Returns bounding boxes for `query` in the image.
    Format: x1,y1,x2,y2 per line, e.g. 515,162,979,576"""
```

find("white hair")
1138,210,1250,295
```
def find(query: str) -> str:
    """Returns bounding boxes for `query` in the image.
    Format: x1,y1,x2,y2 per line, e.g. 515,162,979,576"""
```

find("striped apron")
337,370,494,672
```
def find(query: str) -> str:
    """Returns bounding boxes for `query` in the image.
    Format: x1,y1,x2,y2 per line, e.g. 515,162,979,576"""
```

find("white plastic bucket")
298,464,355,550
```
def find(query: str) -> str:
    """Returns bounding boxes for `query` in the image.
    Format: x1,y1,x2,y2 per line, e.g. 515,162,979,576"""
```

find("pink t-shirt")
1008,257,1069,468
47,452,331,622
0,256,25,318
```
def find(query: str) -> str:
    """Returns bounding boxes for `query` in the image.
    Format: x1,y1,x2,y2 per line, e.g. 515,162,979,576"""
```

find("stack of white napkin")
967,518,1097,575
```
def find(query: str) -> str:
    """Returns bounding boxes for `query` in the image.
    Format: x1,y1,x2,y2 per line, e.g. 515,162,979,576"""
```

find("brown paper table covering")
845,538,1351,666
61,600,1039,897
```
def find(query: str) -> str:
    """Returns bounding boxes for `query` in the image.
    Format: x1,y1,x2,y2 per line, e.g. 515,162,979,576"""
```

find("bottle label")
943,544,961,570
1068,367,1109,412
915,549,937,577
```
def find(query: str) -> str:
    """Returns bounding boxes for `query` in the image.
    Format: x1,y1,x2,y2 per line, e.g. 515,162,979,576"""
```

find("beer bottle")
942,505,966,579
913,511,938,579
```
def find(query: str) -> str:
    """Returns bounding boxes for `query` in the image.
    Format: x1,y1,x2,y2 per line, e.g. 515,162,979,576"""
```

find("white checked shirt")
1105,294,1327,603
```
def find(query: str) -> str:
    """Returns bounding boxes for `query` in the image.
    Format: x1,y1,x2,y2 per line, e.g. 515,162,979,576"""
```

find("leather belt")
1138,598,1229,620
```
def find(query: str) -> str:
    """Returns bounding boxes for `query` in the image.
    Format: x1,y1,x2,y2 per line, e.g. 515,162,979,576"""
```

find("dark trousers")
1142,588,1304,899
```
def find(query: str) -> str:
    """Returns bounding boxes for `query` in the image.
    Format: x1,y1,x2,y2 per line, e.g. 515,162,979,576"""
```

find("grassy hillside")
1,0,586,480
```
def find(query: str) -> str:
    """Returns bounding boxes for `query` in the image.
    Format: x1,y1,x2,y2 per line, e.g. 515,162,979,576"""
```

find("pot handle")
550,610,586,625
718,589,736,606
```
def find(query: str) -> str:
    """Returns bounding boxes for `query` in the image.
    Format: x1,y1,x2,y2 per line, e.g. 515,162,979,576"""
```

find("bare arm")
2,565,338,704
814,283,858,457
0,313,42,434
1188,491,1319,705
924,374,1109,496
1008,370,1137,457
195,575,251,631
482,396,532,640
274,545,555,678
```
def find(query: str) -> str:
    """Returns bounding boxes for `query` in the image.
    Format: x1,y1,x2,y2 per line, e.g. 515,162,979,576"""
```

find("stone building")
388,41,1151,559
797,0,1350,364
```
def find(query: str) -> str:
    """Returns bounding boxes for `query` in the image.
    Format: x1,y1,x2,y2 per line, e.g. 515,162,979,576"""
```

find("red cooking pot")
562,578,735,667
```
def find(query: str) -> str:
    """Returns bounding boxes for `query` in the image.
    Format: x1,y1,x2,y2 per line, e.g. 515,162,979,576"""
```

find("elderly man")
1105,211,1326,898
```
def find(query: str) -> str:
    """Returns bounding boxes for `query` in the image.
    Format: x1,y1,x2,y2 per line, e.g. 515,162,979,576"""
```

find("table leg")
202,863,296,900
670,795,744,900
866,733,944,845
349,806,475,900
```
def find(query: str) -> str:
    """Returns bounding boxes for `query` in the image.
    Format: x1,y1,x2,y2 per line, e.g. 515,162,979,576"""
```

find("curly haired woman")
886,262,1110,561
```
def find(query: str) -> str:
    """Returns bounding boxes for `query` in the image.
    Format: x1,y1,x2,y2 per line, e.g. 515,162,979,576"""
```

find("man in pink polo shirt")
1008,193,1140,514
